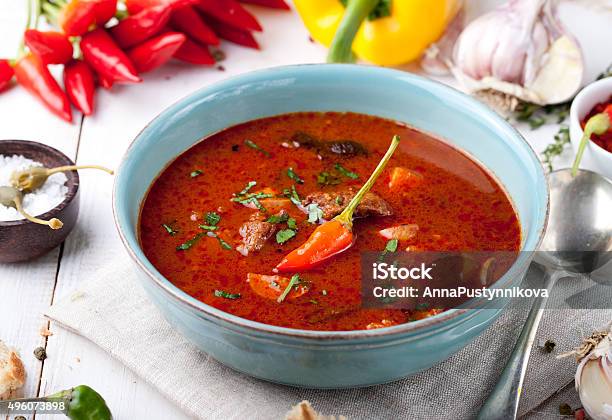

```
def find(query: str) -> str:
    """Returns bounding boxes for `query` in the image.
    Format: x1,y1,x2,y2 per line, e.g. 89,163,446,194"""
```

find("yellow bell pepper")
294,0,461,66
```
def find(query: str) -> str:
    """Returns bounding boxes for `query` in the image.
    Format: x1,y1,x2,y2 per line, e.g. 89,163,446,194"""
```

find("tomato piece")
388,167,423,190
247,273,308,301
378,224,419,241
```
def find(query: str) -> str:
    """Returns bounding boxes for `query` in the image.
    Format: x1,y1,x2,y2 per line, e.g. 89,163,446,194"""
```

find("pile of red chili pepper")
0,0,289,122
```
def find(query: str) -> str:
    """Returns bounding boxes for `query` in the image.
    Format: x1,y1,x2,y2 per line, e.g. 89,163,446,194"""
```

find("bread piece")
285,401,347,420
0,340,26,400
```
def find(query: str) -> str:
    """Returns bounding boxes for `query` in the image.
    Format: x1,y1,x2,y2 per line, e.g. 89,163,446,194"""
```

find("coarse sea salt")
0,154,68,222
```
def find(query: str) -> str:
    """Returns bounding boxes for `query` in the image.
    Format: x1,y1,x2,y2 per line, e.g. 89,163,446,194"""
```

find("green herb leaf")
190,169,203,178
266,213,289,224
208,232,232,250
309,299,319,305
283,185,302,206
237,181,257,196
245,139,271,157
514,101,571,129
199,224,219,231
205,211,221,226
287,167,304,184
176,232,205,251
217,236,233,250
317,171,341,186
306,203,324,224
287,218,297,230
541,125,570,172
276,229,297,244
385,239,398,252
162,222,178,236
335,196,344,206
334,163,359,179
277,274,301,303
214,289,241,299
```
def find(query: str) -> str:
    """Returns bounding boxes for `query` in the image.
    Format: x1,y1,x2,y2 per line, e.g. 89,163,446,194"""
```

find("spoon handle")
476,269,560,420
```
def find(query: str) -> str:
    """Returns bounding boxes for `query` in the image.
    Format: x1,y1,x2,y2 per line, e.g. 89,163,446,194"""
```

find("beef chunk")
302,188,393,220
291,132,367,158
237,211,284,255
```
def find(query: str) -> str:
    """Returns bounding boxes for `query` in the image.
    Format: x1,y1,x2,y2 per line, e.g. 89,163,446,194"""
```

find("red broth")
583,95,612,152
139,112,521,331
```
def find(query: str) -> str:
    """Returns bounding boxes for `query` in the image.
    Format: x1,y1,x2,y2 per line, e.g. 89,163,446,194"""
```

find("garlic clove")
528,36,584,105
577,359,612,420
573,326,612,420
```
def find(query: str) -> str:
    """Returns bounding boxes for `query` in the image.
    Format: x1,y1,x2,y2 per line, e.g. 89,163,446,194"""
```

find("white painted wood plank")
0,0,81,414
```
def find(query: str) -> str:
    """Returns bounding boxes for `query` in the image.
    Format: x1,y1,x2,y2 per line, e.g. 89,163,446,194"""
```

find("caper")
0,185,63,229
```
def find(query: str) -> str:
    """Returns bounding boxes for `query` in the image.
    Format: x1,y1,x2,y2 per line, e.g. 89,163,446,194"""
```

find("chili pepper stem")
335,135,401,228
571,113,610,177
327,0,379,63
46,164,114,176
41,2,61,27
13,194,63,229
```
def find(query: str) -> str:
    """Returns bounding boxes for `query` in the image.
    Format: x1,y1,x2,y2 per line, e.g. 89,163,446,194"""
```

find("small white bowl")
570,77,612,179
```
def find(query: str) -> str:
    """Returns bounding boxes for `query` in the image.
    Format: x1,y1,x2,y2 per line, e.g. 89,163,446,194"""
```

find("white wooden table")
1,1,610,419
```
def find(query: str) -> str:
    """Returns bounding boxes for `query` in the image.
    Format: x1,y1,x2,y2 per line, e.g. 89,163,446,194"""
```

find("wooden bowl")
0,140,80,263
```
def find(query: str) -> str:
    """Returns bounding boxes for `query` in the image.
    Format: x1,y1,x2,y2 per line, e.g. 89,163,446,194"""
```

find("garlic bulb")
450,0,583,106
571,324,612,420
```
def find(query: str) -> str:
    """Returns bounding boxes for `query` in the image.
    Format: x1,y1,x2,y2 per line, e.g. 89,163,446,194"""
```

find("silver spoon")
477,168,612,420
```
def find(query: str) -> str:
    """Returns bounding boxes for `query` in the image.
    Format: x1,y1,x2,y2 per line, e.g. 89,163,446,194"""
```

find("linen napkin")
46,259,611,420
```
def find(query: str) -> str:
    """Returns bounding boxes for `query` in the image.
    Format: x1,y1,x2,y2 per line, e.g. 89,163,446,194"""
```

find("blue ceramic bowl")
113,64,548,388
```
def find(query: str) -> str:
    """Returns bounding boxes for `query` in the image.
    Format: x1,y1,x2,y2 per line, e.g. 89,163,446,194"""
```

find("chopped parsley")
266,213,289,224
317,171,341,186
287,218,297,230
232,181,271,212
385,239,399,252
190,169,203,178
237,181,257,196
334,163,359,179
162,222,178,236
214,290,241,299
309,299,319,305
283,185,301,206
335,196,344,206
176,232,205,251
245,139,271,157
209,232,232,250
287,167,304,184
276,229,297,244
378,239,398,261
306,203,324,224
206,211,221,226
277,274,301,303
199,211,221,231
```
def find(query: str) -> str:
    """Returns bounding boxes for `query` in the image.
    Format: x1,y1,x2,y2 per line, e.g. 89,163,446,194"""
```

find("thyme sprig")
541,125,570,172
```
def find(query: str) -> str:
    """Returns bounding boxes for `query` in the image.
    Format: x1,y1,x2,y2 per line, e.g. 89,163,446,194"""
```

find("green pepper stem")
571,113,610,177
46,165,115,176
335,135,400,228
327,0,379,63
